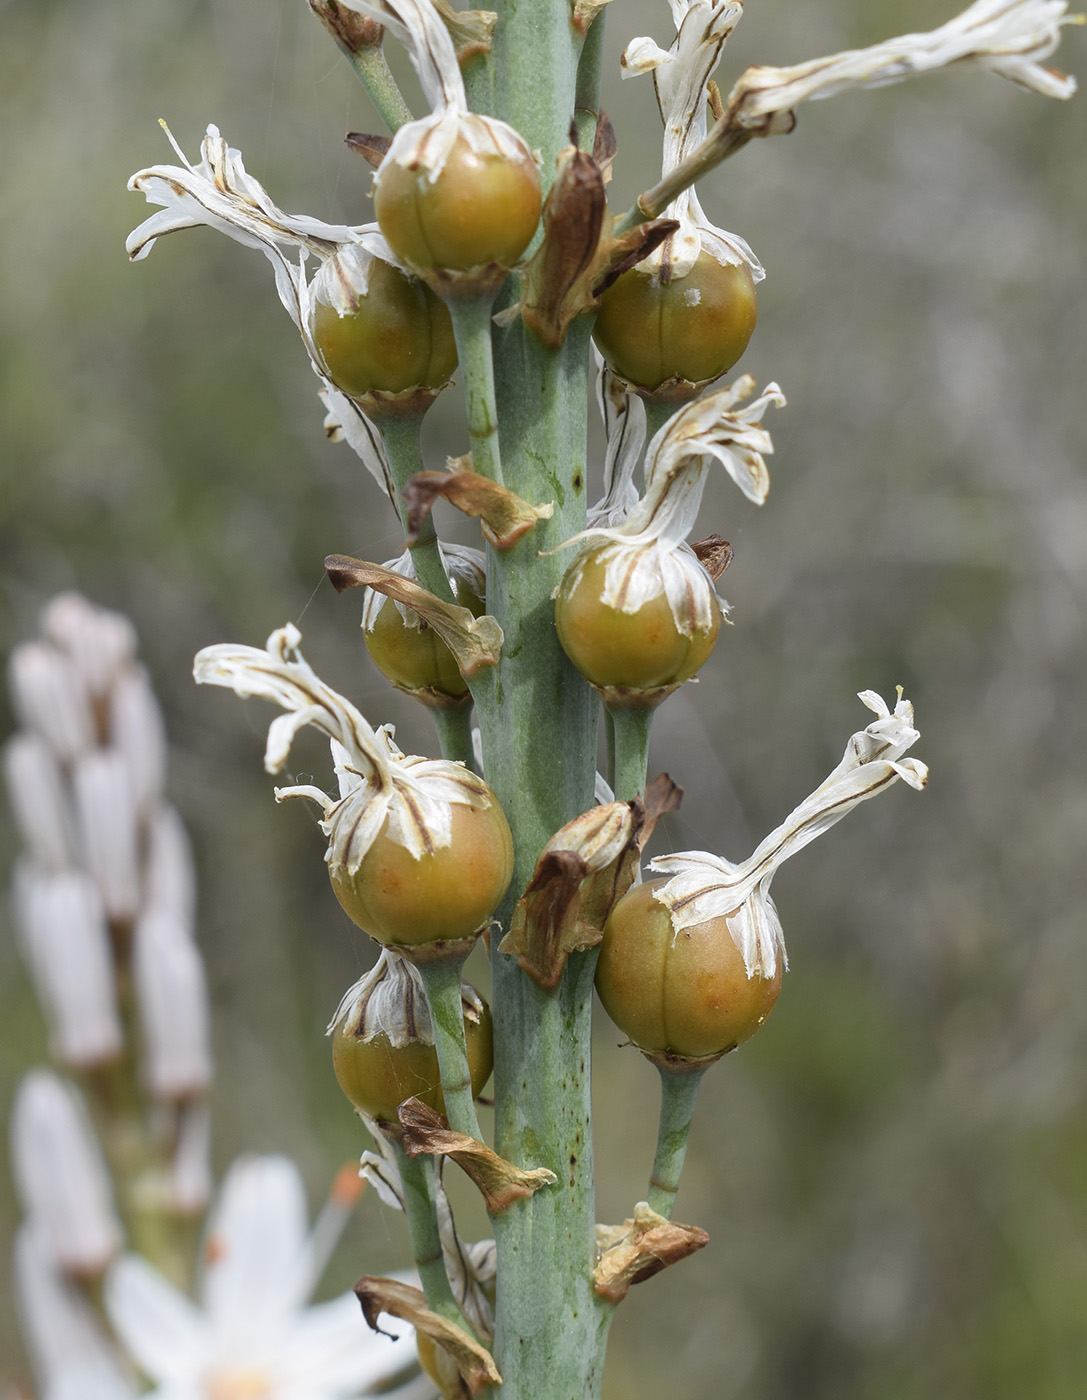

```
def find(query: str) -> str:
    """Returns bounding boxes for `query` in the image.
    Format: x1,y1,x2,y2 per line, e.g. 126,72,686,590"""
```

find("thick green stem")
448,298,505,486
647,1065,706,1220
606,704,652,802
414,954,483,1142
395,1142,467,1327
378,414,456,604
432,704,477,770
644,397,677,445
346,42,415,133
574,10,607,150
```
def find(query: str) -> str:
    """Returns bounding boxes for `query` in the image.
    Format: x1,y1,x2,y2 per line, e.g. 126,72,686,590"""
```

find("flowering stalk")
120,1,1081,1396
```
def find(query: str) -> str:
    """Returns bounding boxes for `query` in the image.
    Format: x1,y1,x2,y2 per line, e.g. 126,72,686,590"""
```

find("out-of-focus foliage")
1,0,1085,1396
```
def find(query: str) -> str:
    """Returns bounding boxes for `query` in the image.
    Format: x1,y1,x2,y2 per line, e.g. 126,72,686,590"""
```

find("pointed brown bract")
433,0,497,64
308,0,384,55
571,0,611,39
690,534,734,581
397,1098,557,1212
592,1203,709,1303
325,555,502,675
402,468,553,550
500,798,656,989
354,1275,501,1395
520,130,678,349
345,132,392,169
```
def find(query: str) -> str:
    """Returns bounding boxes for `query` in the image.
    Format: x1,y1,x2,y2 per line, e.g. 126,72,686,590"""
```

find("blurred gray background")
2,0,1086,1395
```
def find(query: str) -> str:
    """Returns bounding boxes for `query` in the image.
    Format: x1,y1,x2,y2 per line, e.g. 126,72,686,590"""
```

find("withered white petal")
650,691,927,976
195,623,497,871
725,0,1078,129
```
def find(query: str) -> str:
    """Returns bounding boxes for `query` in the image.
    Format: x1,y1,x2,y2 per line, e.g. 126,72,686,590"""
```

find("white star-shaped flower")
104,1155,422,1400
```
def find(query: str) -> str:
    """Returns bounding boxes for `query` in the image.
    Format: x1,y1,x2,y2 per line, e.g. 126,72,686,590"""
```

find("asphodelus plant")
128,1,1077,1395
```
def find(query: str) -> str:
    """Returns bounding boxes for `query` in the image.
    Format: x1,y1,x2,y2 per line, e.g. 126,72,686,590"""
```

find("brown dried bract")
345,132,392,169
354,1275,501,1396
593,1203,709,1303
638,772,684,848
433,0,496,65
500,799,650,989
398,1098,557,1213
690,534,734,581
403,468,552,550
308,0,383,55
324,555,502,675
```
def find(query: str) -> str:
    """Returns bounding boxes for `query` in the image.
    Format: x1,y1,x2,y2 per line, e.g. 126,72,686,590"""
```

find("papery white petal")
14,1225,134,1397
11,1071,122,1275
41,593,137,699
3,732,78,870
621,35,673,74
109,666,167,815
650,692,927,974
16,869,122,1068
319,386,398,499
72,751,141,923
590,357,646,528
339,0,467,114
132,910,212,1101
8,641,96,764
105,1253,213,1380
201,1155,312,1351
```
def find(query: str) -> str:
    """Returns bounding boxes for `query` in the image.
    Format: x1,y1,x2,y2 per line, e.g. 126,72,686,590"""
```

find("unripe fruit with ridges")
364,580,484,701
593,252,757,393
596,878,781,1059
331,996,492,1124
375,127,541,274
330,803,514,946
554,546,721,693
311,259,457,397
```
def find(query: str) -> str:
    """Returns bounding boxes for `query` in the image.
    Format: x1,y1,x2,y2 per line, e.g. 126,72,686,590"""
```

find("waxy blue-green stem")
378,413,456,604
647,1063,707,1220
394,1141,471,1329
606,703,653,803
414,953,484,1143
448,298,505,487
346,40,415,133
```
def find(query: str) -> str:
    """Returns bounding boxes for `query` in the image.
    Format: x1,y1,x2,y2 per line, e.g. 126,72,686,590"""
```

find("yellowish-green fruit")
593,252,757,392
375,134,541,273
596,878,781,1059
554,547,720,692
364,583,484,699
331,998,493,1123
311,259,457,397
330,803,515,946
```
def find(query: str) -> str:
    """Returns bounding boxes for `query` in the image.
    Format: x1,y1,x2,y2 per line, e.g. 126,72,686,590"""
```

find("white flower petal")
282,1292,417,1391
133,909,213,1101
72,750,141,924
202,1155,311,1351
105,1254,213,1380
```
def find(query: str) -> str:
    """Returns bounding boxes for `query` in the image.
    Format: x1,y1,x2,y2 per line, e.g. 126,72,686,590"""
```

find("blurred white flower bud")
3,732,78,871
143,803,197,931
108,666,167,816
13,1224,135,1400
72,751,141,925
13,868,122,1069
168,1100,212,1216
10,1070,123,1277
41,592,137,701
132,910,212,1102
7,641,96,764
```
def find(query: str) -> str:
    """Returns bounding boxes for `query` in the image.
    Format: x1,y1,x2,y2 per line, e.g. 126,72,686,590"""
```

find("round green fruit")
554,546,720,692
593,251,757,392
596,878,781,1059
330,802,515,946
311,258,456,397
